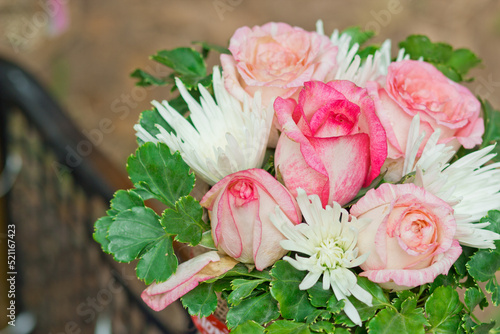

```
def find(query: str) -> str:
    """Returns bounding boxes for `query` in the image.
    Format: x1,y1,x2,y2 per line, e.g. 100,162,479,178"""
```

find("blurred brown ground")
2,0,500,171
1,0,500,330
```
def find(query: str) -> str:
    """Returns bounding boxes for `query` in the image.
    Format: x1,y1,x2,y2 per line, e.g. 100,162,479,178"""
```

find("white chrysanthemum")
402,115,500,249
134,67,273,185
270,188,372,326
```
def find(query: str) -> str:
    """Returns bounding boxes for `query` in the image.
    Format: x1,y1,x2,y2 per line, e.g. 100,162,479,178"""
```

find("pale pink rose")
142,252,238,311
351,183,462,290
220,22,337,107
200,168,302,270
274,80,387,207
367,60,484,161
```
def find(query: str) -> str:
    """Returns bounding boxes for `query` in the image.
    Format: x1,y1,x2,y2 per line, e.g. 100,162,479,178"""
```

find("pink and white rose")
274,80,387,207
367,60,484,161
200,168,302,271
351,183,462,290
220,22,337,107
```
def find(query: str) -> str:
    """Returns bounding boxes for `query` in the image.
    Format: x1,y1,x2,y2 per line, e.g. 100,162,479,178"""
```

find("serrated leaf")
341,26,375,48
138,107,176,141
270,261,316,322
220,263,272,280
474,321,497,334
136,235,177,284
107,207,164,262
309,321,335,333
392,290,415,311
367,306,427,334
481,101,500,160
305,309,328,324
180,282,218,317
130,69,167,87
192,41,231,56
464,286,487,312
486,279,500,306
462,314,477,333
454,246,476,279
428,273,458,293
425,286,462,333
228,279,267,306
161,196,208,246
152,47,206,78
231,321,265,334
327,295,345,314
307,281,334,307
467,248,500,282
266,320,311,334
93,216,114,253
111,189,145,212
226,292,279,329
127,142,194,207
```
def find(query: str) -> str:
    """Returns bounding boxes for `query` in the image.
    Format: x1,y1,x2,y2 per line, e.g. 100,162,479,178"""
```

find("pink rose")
220,22,337,106
274,80,387,207
200,168,301,270
367,60,484,160
351,183,462,290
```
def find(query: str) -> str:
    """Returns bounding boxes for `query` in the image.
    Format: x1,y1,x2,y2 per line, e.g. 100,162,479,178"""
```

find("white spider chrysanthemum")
402,115,500,249
134,67,273,185
270,188,372,326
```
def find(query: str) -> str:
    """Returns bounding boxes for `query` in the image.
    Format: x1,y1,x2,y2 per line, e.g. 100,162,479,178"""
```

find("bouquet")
94,21,500,333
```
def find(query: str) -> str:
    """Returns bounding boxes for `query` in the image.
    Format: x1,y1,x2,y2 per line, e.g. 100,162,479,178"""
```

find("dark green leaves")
425,286,462,333
481,100,500,161
399,35,481,82
137,108,175,140
181,282,218,317
130,69,168,87
127,142,194,207
231,321,265,334
226,292,280,329
161,196,209,246
341,26,375,49
270,261,315,322
228,279,268,306
367,303,427,334
266,320,311,334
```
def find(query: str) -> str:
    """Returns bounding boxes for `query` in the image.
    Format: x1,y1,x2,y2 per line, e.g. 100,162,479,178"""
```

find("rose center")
229,180,258,206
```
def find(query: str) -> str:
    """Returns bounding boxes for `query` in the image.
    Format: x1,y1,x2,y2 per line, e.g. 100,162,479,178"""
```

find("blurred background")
0,0,500,333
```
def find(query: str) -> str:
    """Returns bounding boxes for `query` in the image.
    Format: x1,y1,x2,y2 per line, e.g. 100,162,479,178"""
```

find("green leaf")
428,273,458,293
367,303,427,334
161,196,208,246
425,286,462,333
127,142,195,207
309,321,335,333
486,279,500,306
474,321,497,334
447,48,481,76
266,320,311,334
341,26,375,48
130,69,167,87
231,321,265,334
220,263,272,280
136,235,176,284
137,108,175,141
270,261,316,322
228,279,267,306
181,282,218,317
464,286,487,311
110,189,145,212
358,45,380,59
467,247,500,282
226,292,279,329
392,290,415,311
462,314,477,333
200,230,216,249
307,281,334,307
481,100,500,160
327,295,345,314
454,246,476,279
152,47,206,77
93,216,114,253
107,207,164,262
192,41,231,56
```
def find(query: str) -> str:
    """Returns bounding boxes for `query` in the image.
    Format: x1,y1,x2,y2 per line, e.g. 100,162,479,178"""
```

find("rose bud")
275,80,387,207
200,168,302,270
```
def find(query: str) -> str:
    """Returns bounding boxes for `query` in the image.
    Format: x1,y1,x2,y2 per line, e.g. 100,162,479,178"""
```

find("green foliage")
127,142,195,207
130,69,168,87
270,261,316,322
425,286,462,333
192,41,230,58
341,26,375,49
228,279,268,306
161,196,209,246
399,35,481,82
481,100,500,161
226,292,280,329
464,286,488,312
181,282,218,317
231,321,265,334
368,297,427,334
266,320,311,334
136,235,176,284
93,216,114,253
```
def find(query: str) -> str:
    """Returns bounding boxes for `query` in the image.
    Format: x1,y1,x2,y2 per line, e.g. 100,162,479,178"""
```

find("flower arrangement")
94,21,500,333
